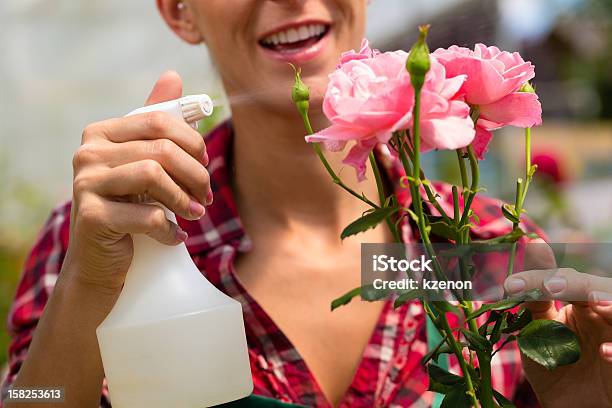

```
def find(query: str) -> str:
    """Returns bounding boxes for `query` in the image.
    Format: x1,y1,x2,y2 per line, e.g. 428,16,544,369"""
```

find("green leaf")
331,287,361,311
493,390,516,408
431,301,461,315
518,320,581,370
502,308,532,334
421,339,460,366
460,328,491,353
331,284,391,310
441,385,472,408
393,289,423,308
427,364,464,394
384,195,393,207
429,220,458,241
488,313,507,345
502,203,520,224
467,289,542,321
478,228,531,245
340,206,397,240
361,284,391,301
404,208,420,223
469,210,480,226
479,311,502,337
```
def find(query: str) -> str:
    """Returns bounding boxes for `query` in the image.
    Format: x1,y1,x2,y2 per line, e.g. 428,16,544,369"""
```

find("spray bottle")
96,95,253,408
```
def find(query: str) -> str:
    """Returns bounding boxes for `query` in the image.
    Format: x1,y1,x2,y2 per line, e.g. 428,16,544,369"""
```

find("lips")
258,21,331,63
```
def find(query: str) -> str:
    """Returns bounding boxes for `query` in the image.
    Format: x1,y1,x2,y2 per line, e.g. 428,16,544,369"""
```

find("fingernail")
590,291,612,306
544,277,566,294
202,150,209,166
206,189,214,206
601,343,612,361
505,278,525,295
176,228,188,242
189,199,206,218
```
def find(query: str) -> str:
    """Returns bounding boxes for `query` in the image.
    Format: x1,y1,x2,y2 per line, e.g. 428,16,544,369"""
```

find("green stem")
439,309,480,408
525,127,531,181
452,186,460,224
421,169,452,223
464,302,494,408
409,91,430,246
456,149,469,192
405,88,478,406
506,127,534,277
455,111,493,407
459,145,480,228
369,152,401,242
300,112,379,209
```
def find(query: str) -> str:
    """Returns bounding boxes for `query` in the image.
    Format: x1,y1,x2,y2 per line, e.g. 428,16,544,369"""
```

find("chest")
233,241,385,406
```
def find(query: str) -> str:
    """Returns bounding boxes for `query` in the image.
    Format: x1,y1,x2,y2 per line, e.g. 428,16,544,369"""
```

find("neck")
231,103,381,238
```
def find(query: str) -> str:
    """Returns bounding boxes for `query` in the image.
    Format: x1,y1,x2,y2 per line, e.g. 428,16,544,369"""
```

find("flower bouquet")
291,26,581,408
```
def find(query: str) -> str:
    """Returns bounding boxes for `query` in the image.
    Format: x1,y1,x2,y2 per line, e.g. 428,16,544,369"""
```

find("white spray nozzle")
180,94,214,121
126,94,214,128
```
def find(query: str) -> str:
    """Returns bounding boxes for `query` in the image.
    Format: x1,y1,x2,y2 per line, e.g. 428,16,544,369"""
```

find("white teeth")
298,26,310,40
287,28,298,43
261,24,327,46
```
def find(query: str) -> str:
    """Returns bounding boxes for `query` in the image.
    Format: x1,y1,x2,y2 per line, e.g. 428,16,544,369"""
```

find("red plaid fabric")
1,121,541,407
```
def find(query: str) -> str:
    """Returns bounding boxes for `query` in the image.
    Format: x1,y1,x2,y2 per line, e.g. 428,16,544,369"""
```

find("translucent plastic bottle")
96,96,253,408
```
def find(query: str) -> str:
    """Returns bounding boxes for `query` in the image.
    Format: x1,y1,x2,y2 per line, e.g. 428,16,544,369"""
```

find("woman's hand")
65,70,211,294
8,71,213,408
504,240,612,407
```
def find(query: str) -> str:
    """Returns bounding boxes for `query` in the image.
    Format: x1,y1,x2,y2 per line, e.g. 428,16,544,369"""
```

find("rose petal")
472,126,494,160
479,92,543,128
342,141,376,181
306,124,371,143
420,116,476,152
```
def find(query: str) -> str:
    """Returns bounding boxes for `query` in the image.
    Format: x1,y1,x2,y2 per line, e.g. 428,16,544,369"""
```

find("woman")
3,1,612,407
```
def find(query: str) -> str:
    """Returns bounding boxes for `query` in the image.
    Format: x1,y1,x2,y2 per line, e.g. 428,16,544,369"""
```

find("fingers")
589,292,612,326
73,140,210,203
505,267,612,320
523,238,557,270
145,70,183,105
507,239,558,319
81,113,206,162
589,294,612,365
108,201,187,246
600,343,612,364
507,268,612,302
85,160,207,221
588,292,612,365
76,196,187,246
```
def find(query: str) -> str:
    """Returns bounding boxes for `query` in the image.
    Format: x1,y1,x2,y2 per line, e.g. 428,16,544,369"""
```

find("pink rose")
433,44,542,158
337,39,380,67
307,42,475,181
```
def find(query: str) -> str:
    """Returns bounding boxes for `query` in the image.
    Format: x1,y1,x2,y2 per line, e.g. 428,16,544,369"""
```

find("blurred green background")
0,156,50,370
1,0,610,374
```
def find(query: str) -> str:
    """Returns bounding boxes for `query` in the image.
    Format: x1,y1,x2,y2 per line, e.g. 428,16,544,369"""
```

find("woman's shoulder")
27,200,72,261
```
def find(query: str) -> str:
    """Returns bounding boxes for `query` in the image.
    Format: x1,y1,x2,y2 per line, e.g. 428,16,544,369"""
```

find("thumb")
145,70,183,106
505,238,558,320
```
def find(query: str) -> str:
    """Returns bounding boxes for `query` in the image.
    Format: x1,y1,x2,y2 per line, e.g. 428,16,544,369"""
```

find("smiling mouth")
259,23,331,53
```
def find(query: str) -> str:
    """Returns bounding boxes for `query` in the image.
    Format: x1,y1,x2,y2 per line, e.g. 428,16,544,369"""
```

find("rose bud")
406,24,432,91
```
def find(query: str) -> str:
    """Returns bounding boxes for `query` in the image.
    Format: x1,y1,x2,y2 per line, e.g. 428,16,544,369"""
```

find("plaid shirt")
1,121,540,407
